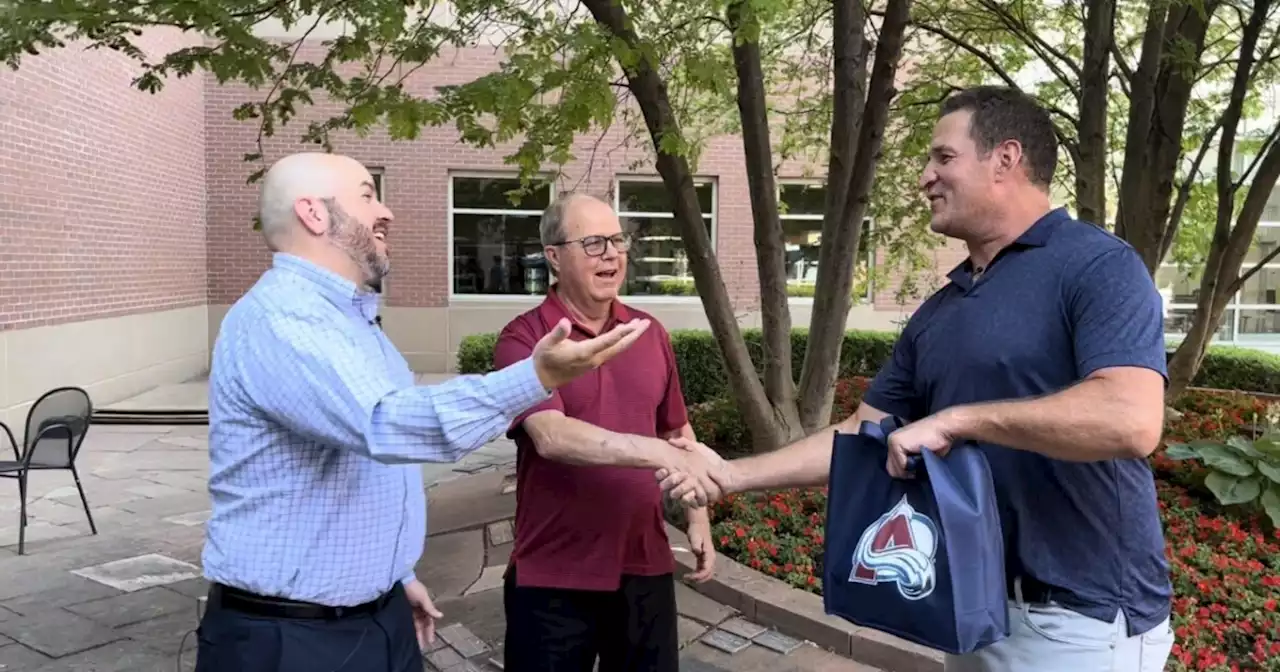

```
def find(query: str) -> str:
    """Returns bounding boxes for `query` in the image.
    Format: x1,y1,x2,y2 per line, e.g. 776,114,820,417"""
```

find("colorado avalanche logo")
848,495,939,600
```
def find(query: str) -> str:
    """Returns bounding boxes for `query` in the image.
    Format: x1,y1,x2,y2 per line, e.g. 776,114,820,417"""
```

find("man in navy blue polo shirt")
659,86,1175,671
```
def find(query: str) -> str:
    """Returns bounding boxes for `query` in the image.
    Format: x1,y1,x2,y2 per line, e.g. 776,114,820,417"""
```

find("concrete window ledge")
665,524,945,672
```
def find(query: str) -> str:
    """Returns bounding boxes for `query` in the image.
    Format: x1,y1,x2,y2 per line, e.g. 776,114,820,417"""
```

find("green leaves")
1258,460,1280,485
1204,472,1262,505
1262,486,1280,529
1168,436,1280,520
1197,442,1256,477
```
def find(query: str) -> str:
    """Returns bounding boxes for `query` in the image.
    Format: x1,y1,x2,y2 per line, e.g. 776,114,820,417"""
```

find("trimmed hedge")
457,328,898,405
457,328,1280,401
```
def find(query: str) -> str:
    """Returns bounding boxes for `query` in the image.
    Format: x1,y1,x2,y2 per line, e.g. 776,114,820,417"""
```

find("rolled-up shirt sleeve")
234,312,551,463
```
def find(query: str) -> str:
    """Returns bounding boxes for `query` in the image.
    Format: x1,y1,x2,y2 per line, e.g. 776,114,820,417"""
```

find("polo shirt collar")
537,284,630,336
273,252,380,322
947,207,1069,285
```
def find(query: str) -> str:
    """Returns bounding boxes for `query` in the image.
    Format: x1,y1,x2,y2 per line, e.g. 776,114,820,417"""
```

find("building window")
778,182,874,301
450,175,554,296
1160,216,1280,347
614,178,716,296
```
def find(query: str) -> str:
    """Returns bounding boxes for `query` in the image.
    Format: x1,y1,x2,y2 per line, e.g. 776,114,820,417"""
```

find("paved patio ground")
0,379,879,671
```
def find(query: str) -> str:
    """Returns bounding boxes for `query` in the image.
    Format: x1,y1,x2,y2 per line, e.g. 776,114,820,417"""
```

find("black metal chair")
0,386,97,555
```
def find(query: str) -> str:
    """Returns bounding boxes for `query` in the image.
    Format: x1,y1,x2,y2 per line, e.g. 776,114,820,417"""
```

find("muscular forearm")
938,376,1163,461
525,413,684,469
726,429,836,493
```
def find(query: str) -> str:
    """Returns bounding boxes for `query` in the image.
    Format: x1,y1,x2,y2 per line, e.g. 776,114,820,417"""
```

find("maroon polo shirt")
492,287,689,591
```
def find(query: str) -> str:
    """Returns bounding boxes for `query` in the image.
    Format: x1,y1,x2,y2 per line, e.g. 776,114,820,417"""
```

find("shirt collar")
536,284,631,337
272,253,381,322
946,207,1069,284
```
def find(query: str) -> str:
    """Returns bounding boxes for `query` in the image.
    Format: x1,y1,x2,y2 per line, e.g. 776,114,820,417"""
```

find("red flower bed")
707,379,1280,671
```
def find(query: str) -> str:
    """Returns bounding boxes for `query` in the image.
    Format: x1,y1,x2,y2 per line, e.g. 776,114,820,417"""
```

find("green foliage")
1183,345,1280,395
1164,436,1280,527
456,332,499,377
0,0,945,302
457,327,898,404
461,325,1280,400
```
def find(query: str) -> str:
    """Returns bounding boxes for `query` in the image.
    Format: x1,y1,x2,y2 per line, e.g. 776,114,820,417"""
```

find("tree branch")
900,16,1079,126
1162,118,1223,262
973,0,1081,92
1234,242,1280,294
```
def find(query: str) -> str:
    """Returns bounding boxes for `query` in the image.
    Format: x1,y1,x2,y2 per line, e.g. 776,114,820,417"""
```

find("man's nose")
919,167,936,191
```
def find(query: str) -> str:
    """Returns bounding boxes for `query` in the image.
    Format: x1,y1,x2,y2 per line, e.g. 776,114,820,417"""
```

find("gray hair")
540,192,583,247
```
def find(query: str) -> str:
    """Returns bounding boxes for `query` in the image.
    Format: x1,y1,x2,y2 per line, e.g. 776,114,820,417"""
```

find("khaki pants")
944,581,1174,672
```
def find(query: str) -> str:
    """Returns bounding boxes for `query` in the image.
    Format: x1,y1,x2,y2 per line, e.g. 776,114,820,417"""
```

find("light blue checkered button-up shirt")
203,253,550,607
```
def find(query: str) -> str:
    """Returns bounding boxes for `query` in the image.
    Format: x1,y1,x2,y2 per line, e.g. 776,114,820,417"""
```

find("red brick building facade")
0,27,969,420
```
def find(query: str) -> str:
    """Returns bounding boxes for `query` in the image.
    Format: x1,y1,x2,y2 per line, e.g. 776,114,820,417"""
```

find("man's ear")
293,197,329,236
544,246,561,276
991,139,1025,183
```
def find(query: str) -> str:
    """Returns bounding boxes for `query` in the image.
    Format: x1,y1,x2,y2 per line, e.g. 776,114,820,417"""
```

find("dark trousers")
503,566,679,672
194,585,420,672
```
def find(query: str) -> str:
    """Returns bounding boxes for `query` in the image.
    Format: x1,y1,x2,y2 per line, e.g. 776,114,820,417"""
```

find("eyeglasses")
551,233,633,257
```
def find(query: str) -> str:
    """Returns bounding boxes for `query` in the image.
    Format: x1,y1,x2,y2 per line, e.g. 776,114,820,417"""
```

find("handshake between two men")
654,437,738,509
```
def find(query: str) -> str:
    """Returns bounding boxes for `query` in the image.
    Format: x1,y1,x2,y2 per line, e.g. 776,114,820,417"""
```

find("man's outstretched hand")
657,437,735,507
532,317,651,390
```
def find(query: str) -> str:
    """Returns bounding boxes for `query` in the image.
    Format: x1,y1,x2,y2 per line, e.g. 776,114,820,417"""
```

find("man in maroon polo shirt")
492,193,722,671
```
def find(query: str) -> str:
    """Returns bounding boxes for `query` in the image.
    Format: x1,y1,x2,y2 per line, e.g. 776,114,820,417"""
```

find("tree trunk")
795,0,911,431
1166,0,1277,398
1075,0,1113,225
727,0,804,444
1115,0,1216,271
581,0,791,451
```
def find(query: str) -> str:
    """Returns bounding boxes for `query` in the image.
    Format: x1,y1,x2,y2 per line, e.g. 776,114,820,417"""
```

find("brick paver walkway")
0,379,878,671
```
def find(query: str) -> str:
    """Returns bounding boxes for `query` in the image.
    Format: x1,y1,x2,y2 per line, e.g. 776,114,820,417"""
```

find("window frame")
611,174,718,304
368,167,385,202
776,179,876,305
1162,219,1280,347
447,171,558,302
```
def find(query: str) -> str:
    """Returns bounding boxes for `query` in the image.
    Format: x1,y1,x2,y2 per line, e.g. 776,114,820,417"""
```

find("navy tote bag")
821,416,1009,655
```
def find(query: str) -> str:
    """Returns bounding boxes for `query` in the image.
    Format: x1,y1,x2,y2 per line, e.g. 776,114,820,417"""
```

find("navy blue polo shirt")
863,207,1171,637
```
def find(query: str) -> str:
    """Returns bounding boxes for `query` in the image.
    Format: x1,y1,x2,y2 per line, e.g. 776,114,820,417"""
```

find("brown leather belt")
207,582,398,620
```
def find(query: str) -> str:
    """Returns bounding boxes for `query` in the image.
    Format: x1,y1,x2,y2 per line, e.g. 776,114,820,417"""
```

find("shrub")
1182,346,1280,396
457,327,1280,400
457,332,499,375
687,375,871,456
456,327,898,404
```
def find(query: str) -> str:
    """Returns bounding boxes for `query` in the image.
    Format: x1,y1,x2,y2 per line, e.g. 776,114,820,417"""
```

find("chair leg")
70,466,97,536
17,473,27,556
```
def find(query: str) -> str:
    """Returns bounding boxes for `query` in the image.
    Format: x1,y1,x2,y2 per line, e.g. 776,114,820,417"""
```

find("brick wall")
205,42,954,312
0,28,207,330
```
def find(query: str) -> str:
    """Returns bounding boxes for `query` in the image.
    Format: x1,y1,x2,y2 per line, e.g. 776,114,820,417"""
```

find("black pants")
503,566,679,672
194,585,420,672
